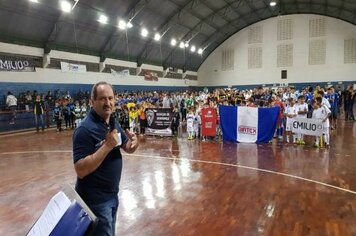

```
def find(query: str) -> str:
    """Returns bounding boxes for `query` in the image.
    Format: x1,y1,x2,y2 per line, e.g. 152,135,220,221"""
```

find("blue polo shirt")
73,109,128,205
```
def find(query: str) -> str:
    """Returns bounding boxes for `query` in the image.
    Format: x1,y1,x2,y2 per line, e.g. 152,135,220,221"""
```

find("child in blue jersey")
325,87,339,129
305,87,314,118
53,101,63,132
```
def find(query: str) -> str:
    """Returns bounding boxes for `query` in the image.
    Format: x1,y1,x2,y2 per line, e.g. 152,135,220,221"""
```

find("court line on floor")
1,150,355,195
0,150,73,155
125,153,356,195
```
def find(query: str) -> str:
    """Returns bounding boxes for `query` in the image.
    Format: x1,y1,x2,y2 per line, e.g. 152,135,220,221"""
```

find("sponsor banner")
145,127,172,136
144,70,158,81
145,108,173,136
60,62,87,73
292,118,323,136
219,106,280,143
0,57,35,72
237,106,258,143
111,68,130,78
201,108,217,136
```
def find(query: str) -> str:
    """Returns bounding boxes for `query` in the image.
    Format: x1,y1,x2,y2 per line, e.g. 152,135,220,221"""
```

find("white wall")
0,42,197,87
198,14,356,87
0,68,197,87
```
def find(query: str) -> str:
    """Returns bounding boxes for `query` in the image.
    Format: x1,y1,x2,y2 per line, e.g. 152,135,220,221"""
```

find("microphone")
109,114,116,131
109,114,122,146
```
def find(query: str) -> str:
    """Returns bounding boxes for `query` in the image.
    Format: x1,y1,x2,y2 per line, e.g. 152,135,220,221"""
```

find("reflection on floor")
0,120,356,235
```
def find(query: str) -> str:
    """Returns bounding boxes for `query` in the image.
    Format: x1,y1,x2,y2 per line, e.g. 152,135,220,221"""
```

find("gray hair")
90,81,114,100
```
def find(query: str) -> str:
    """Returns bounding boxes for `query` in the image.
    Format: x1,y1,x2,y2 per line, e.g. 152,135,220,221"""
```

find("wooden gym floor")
0,120,356,236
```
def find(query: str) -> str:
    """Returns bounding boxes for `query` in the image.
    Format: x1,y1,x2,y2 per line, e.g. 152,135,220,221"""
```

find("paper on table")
27,191,71,236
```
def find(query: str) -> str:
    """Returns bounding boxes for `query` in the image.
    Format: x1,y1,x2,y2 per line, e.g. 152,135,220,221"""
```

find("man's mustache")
103,105,111,109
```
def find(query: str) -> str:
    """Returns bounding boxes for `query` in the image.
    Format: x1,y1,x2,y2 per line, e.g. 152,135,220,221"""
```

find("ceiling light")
171,39,177,46
127,22,133,28
154,33,161,41
29,0,39,3
60,1,72,13
141,28,148,37
190,45,196,52
179,42,185,48
98,14,108,24
198,48,203,54
118,20,127,30
270,1,277,6
184,42,189,48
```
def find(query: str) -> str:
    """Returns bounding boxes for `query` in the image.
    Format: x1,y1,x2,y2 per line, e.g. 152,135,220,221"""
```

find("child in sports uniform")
295,95,308,145
284,98,297,143
186,108,195,140
73,101,82,128
312,97,331,147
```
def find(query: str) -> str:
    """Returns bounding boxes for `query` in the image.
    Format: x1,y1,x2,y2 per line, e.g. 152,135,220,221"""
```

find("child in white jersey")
186,108,195,140
284,98,297,143
193,110,201,139
73,101,82,128
295,95,308,145
312,97,331,147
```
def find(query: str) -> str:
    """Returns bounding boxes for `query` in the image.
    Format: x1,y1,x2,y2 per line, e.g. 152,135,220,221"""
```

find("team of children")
53,99,88,132
49,85,341,148
284,95,331,147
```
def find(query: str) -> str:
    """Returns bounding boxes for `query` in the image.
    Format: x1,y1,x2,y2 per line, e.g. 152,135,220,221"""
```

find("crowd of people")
4,84,356,145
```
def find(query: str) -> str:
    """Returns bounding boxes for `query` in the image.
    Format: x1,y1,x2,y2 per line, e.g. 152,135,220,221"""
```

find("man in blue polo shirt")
73,81,138,236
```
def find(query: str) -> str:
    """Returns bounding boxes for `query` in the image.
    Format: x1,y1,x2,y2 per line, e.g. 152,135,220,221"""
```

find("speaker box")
281,70,287,79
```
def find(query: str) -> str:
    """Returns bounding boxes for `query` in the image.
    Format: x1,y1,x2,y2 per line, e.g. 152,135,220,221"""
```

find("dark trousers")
345,103,354,120
69,114,75,128
172,123,179,135
64,114,70,128
56,119,62,130
139,119,146,134
181,108,186,121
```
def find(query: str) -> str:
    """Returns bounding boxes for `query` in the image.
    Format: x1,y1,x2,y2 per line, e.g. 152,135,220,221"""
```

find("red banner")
201,108,217,136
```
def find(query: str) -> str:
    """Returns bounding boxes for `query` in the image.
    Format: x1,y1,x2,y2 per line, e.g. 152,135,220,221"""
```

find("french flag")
219,106,280,143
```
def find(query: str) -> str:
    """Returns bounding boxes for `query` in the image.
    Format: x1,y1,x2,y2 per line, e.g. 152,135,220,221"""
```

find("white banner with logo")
60,62,87,73
236,107,258,143
111,68,130,78
292,118,323,136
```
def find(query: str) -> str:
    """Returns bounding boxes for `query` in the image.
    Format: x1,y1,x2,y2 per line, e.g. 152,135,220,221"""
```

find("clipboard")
26,184,98,236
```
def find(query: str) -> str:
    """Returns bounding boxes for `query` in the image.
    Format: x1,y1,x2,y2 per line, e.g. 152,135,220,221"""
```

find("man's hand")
104,129,119,149
125,129,138,149
123,129,138,153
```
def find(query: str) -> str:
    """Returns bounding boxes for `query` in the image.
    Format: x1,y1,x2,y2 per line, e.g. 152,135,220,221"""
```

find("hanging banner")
144,70,158,81
292,118,323,136
219,106,280,143
201,108,217,136
111,68,130,78
145,108,173,136
60,62,87,73
0,57,35,72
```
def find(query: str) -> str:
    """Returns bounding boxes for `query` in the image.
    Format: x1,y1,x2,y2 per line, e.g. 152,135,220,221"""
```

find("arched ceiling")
0,0,355,71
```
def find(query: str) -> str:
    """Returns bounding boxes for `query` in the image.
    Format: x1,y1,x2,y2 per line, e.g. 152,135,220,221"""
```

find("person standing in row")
33,95,45,132
6,91,17,125
72,81,138,236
